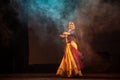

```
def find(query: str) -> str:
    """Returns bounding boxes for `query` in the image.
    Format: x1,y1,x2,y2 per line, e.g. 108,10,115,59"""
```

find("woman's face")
69,22,75,29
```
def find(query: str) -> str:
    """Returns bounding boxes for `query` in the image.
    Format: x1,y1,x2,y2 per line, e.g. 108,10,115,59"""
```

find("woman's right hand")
63,32,70,35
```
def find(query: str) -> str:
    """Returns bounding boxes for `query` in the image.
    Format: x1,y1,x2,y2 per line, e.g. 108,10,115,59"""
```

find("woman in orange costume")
56,21,83,77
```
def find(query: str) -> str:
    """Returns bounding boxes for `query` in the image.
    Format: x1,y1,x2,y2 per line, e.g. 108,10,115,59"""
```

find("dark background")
0,0,120,74
0,0,28,73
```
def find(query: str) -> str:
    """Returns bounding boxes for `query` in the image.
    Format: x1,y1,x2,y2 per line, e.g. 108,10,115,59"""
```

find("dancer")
56,21,83,77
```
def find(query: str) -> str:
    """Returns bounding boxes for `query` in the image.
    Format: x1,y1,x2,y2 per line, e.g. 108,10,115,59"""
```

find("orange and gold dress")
56,29,83,77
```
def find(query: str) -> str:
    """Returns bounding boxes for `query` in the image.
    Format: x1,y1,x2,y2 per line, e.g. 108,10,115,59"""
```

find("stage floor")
0,73,120,80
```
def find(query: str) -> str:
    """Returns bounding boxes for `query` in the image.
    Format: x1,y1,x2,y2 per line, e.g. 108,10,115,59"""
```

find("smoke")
75,0,120,39
11,0,80,43
11,0,120,41
11,0,120,70
74,0,120,70
13,0,79,29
